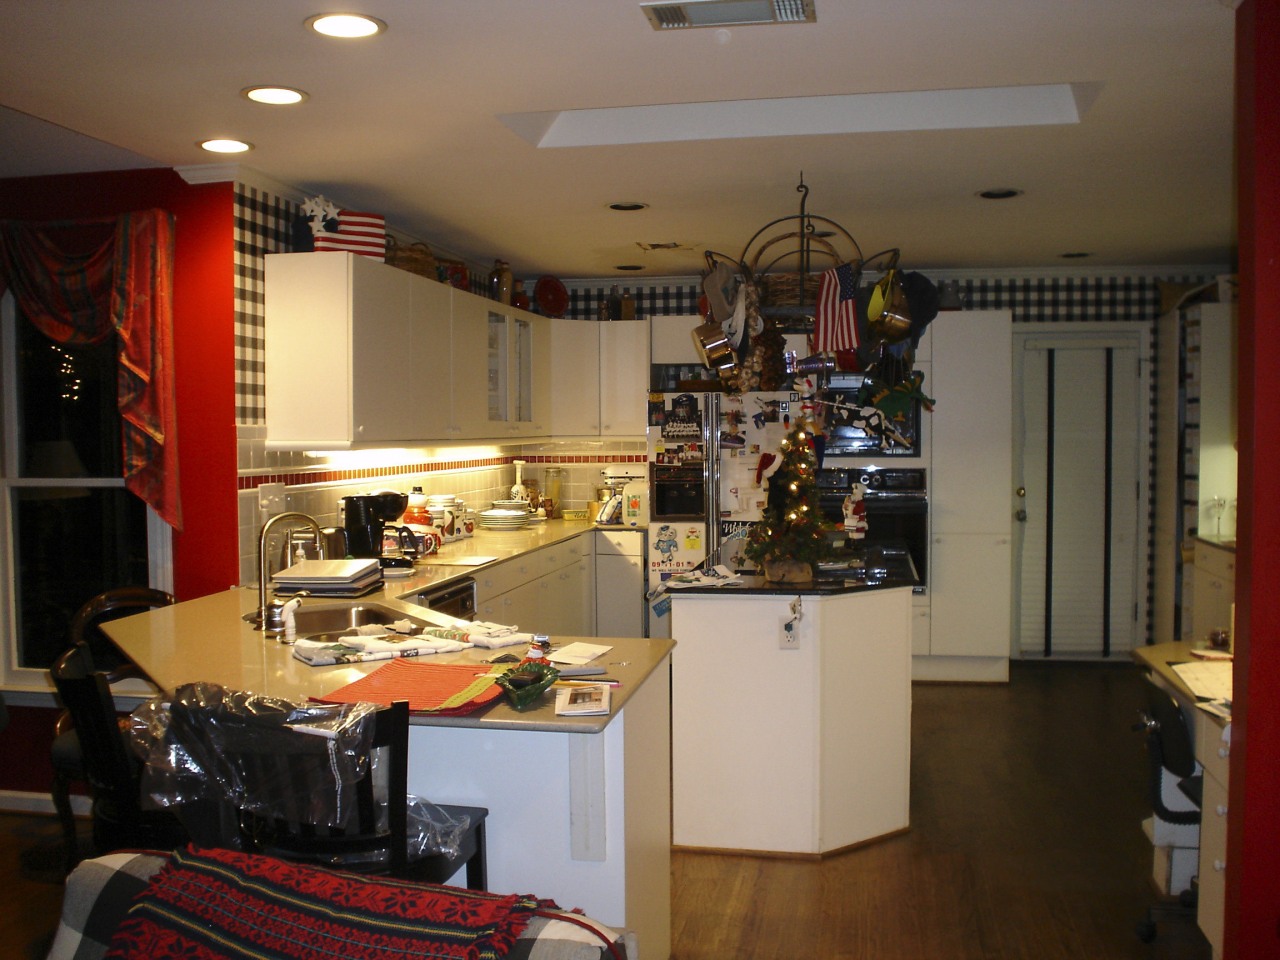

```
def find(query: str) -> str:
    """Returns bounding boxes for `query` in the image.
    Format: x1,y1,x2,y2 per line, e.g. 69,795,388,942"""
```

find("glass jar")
543,467,564,519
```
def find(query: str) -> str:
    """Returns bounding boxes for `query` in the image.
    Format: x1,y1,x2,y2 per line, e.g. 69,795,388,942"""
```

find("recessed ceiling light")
200,138,253,154
306,13,386,38
615,265,645,271
609,202,649,212
242,86,308,105
978,188,1023,200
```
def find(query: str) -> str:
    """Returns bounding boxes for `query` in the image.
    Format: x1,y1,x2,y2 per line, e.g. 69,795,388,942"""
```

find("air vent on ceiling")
641,0,815,30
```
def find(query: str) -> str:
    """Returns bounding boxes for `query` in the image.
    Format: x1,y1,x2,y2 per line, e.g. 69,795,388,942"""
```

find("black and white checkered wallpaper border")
231,180,1215,425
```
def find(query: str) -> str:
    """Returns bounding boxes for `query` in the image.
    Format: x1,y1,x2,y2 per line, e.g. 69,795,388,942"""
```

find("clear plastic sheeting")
130,683,469,861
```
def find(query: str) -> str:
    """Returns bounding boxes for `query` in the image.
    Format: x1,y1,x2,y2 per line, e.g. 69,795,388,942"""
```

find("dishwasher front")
415,577,477,621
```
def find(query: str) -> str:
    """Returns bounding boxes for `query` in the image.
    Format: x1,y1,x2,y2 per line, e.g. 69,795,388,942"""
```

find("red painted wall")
0,168,239,598
1227,2,1280,956
0,167,240,795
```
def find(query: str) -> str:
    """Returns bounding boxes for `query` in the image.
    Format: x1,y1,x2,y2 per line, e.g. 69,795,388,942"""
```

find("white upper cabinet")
265,252,445,448
550,319,649,438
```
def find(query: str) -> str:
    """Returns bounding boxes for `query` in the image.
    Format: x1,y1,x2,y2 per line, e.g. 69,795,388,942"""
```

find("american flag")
813,262,859,352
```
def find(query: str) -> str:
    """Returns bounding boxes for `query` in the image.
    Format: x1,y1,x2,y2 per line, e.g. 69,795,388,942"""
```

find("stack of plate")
492,499,531,512
478,508,530,531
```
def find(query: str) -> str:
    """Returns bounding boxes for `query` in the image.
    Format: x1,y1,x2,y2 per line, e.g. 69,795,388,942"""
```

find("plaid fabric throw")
104,846,542,960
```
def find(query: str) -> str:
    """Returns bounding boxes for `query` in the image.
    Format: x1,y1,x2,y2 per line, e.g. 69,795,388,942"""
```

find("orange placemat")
317,659,501,715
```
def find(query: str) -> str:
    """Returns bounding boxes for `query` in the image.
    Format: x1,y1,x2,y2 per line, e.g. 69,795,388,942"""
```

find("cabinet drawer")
1195,717,1231,787
1195,541,1236,582
475,557,536,601
597,528,645,557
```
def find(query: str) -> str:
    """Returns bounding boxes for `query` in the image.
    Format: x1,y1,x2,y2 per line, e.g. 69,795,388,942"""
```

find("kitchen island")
102,586,673,959
667,558,913,857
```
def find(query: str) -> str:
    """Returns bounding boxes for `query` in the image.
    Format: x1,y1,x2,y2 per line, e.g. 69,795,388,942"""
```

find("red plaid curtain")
0,210,182,530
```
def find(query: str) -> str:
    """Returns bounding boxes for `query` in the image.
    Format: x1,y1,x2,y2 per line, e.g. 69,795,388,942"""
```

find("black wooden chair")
50,587,173,872
49,641,189,867
162,692,488,888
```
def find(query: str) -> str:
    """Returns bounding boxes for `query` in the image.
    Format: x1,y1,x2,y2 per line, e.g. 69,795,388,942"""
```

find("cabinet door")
509,311,551,437
600,321,650,436
448,292,503,438
408,274,453,440
596,552,645,637
349,256,415,440
549,318,602,436
930,311,1013,534
930,533,1012,658
1197,771,1228,957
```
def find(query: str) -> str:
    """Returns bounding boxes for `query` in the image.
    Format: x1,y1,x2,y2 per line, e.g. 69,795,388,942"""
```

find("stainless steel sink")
290,602,428,639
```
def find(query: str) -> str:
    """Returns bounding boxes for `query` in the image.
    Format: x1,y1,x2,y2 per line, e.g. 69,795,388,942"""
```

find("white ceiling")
0,0,1238,280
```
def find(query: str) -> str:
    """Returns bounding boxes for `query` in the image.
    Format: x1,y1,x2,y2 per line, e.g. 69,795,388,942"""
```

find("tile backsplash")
236,426,645,585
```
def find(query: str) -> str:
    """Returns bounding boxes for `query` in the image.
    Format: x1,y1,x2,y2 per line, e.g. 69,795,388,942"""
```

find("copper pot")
691,321,736,374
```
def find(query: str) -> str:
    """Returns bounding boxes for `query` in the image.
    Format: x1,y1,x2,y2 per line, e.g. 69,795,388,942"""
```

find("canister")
427,494,457,541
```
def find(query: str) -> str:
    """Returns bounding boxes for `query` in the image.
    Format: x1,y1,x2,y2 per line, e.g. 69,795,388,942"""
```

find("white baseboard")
912,656,1010,683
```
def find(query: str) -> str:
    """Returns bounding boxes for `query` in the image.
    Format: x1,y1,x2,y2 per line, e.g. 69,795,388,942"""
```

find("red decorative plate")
534,275,569,318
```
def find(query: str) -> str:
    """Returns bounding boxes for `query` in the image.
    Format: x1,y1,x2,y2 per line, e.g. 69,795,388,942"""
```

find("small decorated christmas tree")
743,417,835,581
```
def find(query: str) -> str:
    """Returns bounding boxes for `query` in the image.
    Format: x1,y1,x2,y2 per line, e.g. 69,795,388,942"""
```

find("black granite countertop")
669,542,920,597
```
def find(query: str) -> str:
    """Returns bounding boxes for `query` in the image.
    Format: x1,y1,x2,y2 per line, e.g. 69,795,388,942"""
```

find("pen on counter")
553,678,622,687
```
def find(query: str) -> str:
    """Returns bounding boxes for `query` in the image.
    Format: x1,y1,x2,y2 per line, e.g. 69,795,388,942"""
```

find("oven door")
861,498,928,593
650,466,706,520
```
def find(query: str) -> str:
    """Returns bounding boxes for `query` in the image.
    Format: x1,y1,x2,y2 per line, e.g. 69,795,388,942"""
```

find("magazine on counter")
554,683,611,716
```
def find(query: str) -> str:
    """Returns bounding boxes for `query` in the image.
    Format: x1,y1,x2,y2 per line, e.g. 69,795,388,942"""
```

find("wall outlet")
258,482,287,525
780,616,800,649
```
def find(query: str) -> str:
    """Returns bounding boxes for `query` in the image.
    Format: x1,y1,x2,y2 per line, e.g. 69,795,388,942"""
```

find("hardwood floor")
670,661,1211,960
0,812,74,959
1,661,1211,959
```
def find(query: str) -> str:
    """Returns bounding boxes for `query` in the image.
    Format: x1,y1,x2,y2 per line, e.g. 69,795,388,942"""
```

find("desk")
1132,641,1231,959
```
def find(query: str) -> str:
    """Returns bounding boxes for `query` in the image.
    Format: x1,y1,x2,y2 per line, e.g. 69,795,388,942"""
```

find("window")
1,292,170,684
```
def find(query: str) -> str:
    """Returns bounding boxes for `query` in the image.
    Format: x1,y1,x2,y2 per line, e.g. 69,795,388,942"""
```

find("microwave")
650,464,706,520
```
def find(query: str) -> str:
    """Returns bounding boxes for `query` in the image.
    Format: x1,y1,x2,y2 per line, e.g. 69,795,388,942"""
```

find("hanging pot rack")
703,178,901,319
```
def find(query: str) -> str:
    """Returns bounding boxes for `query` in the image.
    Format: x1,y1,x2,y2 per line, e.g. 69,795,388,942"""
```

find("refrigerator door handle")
703,392,720,567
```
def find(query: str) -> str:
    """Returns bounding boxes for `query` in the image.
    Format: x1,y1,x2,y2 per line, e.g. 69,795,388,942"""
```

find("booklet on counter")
555,683,611,716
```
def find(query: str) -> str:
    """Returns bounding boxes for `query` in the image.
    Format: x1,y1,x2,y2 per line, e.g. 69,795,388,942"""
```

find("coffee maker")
342,492,412,567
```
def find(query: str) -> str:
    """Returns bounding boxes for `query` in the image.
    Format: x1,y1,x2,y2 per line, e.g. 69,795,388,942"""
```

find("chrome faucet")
252,511,323,632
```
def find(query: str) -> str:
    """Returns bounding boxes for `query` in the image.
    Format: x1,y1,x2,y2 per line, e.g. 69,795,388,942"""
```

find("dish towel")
291,634,466,666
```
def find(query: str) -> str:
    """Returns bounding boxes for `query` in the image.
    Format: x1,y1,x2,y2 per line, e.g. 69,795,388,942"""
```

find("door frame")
1011,321,1154,658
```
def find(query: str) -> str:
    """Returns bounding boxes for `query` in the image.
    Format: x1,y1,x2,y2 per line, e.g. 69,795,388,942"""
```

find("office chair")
49,641,190,867
1133,678,1202,943
157,687,488,888
50,587,173,872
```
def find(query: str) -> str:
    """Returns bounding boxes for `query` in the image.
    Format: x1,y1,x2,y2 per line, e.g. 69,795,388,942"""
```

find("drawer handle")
1213,859,1227,872
1216,804,1228,817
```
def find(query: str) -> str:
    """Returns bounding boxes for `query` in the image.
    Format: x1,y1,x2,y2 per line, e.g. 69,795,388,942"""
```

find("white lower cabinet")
923,533,1011,680
595,530,646,637
474,534,597,638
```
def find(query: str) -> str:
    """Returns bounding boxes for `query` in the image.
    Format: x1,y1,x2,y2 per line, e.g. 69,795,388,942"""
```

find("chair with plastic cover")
149,686,488,888
49,641,189,866
50,587,173,872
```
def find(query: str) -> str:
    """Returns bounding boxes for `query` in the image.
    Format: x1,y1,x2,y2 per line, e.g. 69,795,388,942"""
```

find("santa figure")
842,482,869,539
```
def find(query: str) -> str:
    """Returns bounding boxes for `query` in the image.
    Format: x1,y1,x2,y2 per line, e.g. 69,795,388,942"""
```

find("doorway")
1013,323,1151,658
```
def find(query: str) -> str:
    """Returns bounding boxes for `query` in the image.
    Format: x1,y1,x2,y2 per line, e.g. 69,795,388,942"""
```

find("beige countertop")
375,518,643,596
100,518,667,734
